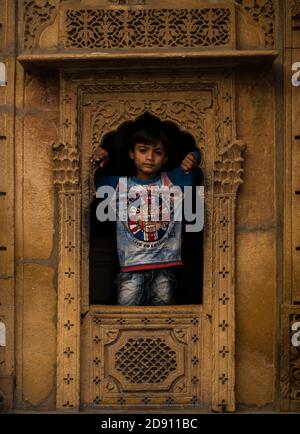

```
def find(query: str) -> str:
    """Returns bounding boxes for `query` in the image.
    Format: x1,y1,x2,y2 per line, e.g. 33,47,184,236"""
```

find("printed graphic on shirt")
127,187,174,245
116,173,183,271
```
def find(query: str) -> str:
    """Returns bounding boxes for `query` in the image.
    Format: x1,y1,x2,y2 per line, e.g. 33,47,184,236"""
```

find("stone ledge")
17,50,279,71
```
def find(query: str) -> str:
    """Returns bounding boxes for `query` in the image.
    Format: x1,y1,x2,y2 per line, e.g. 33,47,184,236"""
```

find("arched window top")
97,111,202,179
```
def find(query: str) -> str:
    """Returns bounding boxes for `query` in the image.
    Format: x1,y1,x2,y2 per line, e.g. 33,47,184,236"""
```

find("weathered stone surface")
22,264,56,408
22,74,59,260
236,349,275,407
234,69,276,406
23,112,57,259
0,279,14,307
0,376,14,413
25,74,59,110
236,69,275,228
236,231,276,406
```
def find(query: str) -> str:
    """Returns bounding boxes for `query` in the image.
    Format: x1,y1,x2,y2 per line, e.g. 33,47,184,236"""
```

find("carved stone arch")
89,109,204,197
53,70,246,412
87,96,207,152
92,109,203,152
77,80,216,201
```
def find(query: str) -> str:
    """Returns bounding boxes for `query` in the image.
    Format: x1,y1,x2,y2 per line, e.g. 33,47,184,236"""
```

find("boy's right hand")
90,147,109,168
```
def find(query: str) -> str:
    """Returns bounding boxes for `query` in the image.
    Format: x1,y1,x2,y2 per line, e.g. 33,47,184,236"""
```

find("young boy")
91,128,200,306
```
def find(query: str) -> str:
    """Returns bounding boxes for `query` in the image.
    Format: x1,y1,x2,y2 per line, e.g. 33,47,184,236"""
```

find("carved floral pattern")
90,98,206,154
23,0,58,49
292,0,300,17
64,8,232,49
236,0,275,47
214,141,246,194
22,1,277,51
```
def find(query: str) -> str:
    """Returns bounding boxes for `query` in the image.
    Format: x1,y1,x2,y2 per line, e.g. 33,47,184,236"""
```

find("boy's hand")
91,147,109,168
181,152,199,174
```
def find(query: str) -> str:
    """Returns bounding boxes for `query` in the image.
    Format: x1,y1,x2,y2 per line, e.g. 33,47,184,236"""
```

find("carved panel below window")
86,311,200,405
62,8,234,49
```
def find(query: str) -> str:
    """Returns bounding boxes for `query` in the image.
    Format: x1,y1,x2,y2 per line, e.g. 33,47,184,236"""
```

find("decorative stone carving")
84,79,213,197
56,190,81,411
211,141,246,412
281,308,300,410
20,1,278,51
290,314,300,401
23,0,58,49
236,0,275,47
90,314,198,401
89,96,208,150
63,7,233,50
292,0,300,17
54,82,82,410
115,337,177,384
173,329,188,345
214,141,246,195
52,143,80,187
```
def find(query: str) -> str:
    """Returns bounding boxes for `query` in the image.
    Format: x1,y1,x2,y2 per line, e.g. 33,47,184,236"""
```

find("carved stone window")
53,69,246,412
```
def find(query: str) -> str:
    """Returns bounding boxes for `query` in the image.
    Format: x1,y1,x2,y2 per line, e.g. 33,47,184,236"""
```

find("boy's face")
129,142,168,179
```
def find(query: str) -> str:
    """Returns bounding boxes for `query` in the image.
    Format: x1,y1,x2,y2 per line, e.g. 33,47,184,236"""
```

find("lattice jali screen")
59,6,236,50
21,1,277,51
115,337,177,384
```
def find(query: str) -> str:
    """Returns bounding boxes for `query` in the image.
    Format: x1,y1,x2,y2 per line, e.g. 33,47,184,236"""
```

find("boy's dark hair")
129,128,170,154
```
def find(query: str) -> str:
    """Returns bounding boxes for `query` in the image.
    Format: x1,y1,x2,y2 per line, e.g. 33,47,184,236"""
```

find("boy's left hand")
181,152,199,174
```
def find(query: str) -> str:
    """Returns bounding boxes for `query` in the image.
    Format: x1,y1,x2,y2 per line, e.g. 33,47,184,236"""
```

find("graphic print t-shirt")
95,151,200,272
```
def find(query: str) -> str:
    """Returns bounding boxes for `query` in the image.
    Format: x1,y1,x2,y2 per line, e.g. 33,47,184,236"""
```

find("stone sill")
17,49,279,71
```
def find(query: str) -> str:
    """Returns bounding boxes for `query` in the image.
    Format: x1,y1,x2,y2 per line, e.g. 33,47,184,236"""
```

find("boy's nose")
146,150,154,160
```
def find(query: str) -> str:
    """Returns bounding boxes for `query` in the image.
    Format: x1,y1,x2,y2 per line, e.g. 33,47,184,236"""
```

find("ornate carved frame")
20,0,277,51
52,68,245,412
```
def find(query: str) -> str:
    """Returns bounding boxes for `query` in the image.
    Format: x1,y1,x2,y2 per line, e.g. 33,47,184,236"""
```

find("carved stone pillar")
212,141,246,412
53,127,81,409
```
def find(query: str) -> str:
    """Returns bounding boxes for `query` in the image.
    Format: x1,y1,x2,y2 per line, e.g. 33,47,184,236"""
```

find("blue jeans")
116,268,176,306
